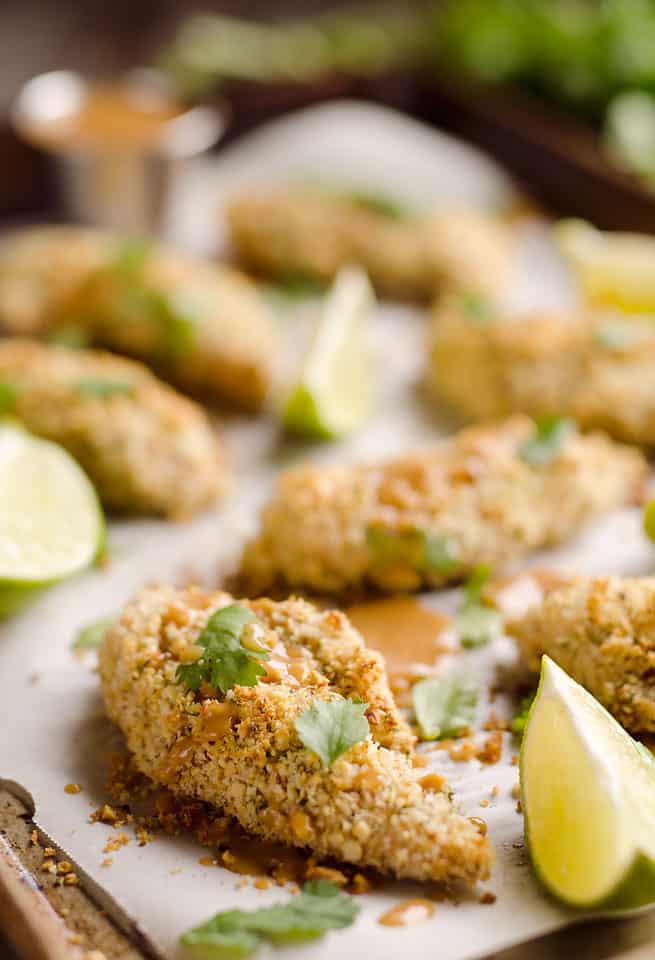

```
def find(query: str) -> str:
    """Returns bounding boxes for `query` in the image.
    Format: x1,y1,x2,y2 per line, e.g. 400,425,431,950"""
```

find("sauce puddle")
378,898,435,927
345,597,450,675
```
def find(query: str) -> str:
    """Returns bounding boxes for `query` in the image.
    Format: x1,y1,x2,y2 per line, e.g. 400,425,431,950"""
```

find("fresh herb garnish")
48,326,90,349
346,189,411,221
73,617,113,651
272,269,326,300
75,379,135,400
595,321,643,350
455,565,501,649
519,416,576,466
111,239,151,276
0,382,17,415
295,697,369,767
412,674,478,741
459,291,492,324
176,603,266,694
180,880,359,958
366,525,460,575
511,692,536,740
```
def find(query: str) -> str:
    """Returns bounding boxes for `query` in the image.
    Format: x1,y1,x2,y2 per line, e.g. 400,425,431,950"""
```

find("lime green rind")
0,581,49,619
521,658,655,913
282,384,338,441
644,499,655,543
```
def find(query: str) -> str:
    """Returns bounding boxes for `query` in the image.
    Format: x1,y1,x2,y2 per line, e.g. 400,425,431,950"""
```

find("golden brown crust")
99,585,492,884
0,339,227,517
238,416,646,595
227,188,513,302
508,576,655,733
430,301,655,446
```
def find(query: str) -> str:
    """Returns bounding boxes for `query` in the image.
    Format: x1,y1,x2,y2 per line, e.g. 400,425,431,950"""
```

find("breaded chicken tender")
0,227,110,336
0,340,227,518
227,187,513,302
238,416,645,596
99,585,492,884
0,227,276,411
430,300,655,446
508,577,655,734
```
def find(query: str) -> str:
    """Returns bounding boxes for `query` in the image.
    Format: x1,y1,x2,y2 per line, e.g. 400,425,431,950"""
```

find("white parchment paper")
2,102,654,960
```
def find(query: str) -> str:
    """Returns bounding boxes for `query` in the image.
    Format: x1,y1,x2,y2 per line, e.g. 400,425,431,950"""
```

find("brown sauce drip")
260,641,308,685
345,597,450,674
378,898,435,927
158,702,237,783
24,84,184,152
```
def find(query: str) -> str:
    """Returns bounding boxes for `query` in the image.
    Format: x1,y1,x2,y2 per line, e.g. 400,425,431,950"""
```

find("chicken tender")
508,576,655,734
238,416,645,596
227,187,513,302
0,227,276,411
0,340,227,518
430,300,655,446
0,226,110,336
99,585,492,884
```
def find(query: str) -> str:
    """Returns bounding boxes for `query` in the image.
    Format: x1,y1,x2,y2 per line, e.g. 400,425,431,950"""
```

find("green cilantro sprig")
176,603,267,694
519,416,576,466
459,291,492,324
455,565,502,649
295,697,369,767
75,379,135,400
413,674,478,741
73,617,113,651
366,525,460,576
180,880,359,958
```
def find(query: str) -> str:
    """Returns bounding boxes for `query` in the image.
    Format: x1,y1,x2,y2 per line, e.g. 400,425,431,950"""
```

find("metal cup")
10,69,227,237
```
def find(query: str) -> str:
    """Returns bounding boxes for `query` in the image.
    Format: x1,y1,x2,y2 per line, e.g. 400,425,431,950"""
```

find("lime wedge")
282,266,374,439
0,423,104,616
521,655,655,910
555,218,655,313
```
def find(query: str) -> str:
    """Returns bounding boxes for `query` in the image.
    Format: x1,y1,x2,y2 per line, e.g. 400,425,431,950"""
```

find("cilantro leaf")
48,326,90,349
455,565,502,649
595,321,643,350
459,291,492,324
511,692,536,740
75,379,135,400
176,603,266,694
179,882,359,958
413,674,477,741
111,239,151,276
0,382,17,415
294,697,369,766
73,617,113,651
366,525,460,575
519,416,576,466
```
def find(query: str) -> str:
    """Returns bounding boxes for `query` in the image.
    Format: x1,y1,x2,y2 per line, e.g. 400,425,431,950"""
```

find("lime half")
283,265,374,439
555,218,655,313
521,655,655,910
0,423,104,616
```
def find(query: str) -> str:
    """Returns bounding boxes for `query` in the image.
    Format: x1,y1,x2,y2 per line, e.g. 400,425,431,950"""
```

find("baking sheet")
2,101,654,960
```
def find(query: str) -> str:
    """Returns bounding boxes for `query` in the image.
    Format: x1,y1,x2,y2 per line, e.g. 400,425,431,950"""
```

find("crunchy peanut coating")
0,227,276,411
508,576,655,734
99,585,492,884
0,339,227,518
430,301,655,446
238,416,646,596
227,187,513,301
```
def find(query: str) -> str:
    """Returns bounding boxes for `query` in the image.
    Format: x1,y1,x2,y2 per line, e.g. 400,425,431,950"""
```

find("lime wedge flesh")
283,265,374,439
521,655,655,910
555,218,655,313
0,423,104,616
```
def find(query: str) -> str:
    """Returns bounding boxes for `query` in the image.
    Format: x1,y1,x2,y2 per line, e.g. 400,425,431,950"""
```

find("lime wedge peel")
0,423,105,617
521,655,655,911
282,265,375,439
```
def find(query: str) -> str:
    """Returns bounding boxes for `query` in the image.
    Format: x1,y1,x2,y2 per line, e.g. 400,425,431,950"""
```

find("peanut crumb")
255,878,272,890
198,857,215,866
64,783,83,795
30,830,38,846
63,873,79,886
480,799,490,808
57,861,73,875
43,847,55,858
511,783,521,800
511,754,519,766
101,858,113,868
516,800,523,814
102,831,129,854
490,785,499,798
480,892,496,905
